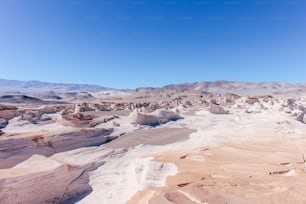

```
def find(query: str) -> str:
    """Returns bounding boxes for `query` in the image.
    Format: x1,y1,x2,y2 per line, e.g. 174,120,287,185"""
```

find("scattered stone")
177,182,190,187
280,162,291,166
245,110,252,114
180,155,188,159
269,170,290,175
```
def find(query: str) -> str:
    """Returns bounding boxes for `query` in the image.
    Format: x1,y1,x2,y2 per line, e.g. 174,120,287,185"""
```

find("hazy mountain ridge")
1,79,306,96
0,79,112,93
159,80,306,96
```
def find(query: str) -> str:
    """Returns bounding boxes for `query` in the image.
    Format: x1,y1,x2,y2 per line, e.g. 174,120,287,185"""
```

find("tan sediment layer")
129,139,306,204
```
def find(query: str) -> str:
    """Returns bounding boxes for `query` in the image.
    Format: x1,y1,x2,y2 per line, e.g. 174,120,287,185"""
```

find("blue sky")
0,0,305,88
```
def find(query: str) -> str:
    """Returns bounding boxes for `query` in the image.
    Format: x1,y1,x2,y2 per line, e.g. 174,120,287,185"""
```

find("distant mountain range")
0,78,306,96
0,79,112,93
138,81,306,96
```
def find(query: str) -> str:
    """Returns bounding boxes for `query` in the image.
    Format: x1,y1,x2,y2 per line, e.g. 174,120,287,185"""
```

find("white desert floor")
1,99,306,204
70,104,306,203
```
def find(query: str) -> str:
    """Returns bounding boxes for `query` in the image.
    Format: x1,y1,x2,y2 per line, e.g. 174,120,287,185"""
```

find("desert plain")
0,81,306,204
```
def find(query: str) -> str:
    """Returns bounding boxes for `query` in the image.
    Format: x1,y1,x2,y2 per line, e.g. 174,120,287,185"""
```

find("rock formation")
209,105,229,114
130,109,182,126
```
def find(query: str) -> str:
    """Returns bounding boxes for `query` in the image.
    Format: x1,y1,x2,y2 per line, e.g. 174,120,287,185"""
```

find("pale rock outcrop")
113,121,121,127
75,103,96,113
209,105,229,114
40,114,52,121
283,107,292,114
0,138,40,168
61,105,76,115
21,110,42,123
0,108,19,121
130,109,182,126
52,128,114,152
39,106,62,114
0,128,114,168
245,97,259,105
298,105,306,113
18,107,60,123
62,113,96,127
287,98,296,108
95,103,112,111
210,99,219,105
0,154,87,204
291,109,303,117
221,97,236,106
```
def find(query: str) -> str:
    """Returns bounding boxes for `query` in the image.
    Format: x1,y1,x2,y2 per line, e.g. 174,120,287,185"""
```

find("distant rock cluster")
130,109,182,126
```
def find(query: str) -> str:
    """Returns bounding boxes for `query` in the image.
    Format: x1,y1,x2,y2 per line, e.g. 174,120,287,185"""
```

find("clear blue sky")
0,0,305,88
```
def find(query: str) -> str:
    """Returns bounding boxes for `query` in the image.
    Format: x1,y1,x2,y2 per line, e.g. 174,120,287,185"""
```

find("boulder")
63,113,97,127
298,105,306,113
296,113,305,123
0,155,86,204
0,128,114,168
246,97,259,105
40,114,52,121
0,109,19,120
287,98,296,107
39,106,58,114
94,103,111,111
130,110,182,126
0,138,39,168
223,98,235,105
79,106,95,112
210,99,219,105
21,110,41,122
209,105,229,114
73,113,94,121
113,121,121,127
0,118,8,129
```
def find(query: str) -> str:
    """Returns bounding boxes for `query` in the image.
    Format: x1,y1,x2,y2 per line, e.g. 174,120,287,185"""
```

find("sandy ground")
129,137,306,204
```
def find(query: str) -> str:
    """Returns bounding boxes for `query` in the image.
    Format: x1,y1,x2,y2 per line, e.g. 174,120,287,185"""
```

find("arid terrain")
0,80,306,204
